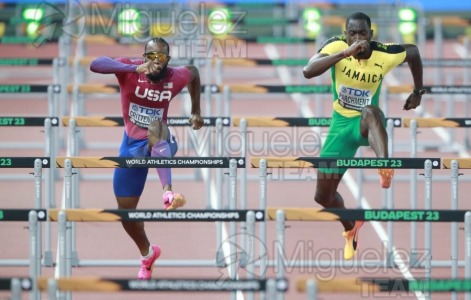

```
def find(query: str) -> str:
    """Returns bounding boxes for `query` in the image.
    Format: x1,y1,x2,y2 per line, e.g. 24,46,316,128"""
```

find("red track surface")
1,37,471,300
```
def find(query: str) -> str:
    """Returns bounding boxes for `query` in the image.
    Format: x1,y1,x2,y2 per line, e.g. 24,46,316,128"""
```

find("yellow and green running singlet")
319,36,406,117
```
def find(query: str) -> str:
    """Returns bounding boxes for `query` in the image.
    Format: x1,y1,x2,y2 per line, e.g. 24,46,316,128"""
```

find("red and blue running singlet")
114,58,192,140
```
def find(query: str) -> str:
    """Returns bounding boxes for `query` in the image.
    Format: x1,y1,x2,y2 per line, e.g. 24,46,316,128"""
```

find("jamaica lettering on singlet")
318,36,406,117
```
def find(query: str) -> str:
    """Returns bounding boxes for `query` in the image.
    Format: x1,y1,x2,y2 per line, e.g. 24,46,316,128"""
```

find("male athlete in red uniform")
90,37,204,279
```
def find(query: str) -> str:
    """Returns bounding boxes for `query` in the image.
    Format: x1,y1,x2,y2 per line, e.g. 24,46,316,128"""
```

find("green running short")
319,110,370,174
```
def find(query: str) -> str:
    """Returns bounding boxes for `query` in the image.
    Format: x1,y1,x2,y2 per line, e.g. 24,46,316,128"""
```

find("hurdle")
384,84,471,116
0,57,67,113
0,117,58,171
251,157,470,298
61,115,229,153
270,206,471,300
357,115,471,253
60,115,230,175
60,116,231,209
383,85,471,159
0,85,63,158
254,157,471,300
1,204,261,300
237,117,468,270
233,117,404,235
53,157,246,275
0,206,269,300
60,94,232,231
432,16,470,72
0,158,54,268
0,117,59,265
0,209,47,300
47,208,263,300
0,84,61,119
400,117,471,181
233,116,400,208
404,117,471,153
36,277,288,300
222,83,470,123
0,34,72,116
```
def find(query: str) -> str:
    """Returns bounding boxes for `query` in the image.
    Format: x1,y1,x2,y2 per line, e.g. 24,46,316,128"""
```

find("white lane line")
453,43,467,58
185,93,244,300
264,43,424,300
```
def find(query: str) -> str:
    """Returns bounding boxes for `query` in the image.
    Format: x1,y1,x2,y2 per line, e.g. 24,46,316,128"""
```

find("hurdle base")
216,250,227,268
71,251,79,267
409,251,420,268
239,251,248,268
43,251,54,267
386,251,396,268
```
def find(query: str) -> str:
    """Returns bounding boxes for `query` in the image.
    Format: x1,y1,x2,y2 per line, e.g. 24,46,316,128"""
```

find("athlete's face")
143,41,170,82
345,19,372,56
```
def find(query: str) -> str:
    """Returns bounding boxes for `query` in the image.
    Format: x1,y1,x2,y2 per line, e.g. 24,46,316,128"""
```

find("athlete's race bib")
337,85,372,111
128,102,164,128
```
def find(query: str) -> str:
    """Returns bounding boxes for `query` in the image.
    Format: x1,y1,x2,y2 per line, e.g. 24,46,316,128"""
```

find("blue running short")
113,130,178,197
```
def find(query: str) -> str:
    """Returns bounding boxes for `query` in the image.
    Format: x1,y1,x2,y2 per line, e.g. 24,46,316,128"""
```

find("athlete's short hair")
144,37,170,54
346,12,372,29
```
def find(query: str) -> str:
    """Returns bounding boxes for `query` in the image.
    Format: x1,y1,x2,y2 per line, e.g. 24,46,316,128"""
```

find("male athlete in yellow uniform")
303,12,424,260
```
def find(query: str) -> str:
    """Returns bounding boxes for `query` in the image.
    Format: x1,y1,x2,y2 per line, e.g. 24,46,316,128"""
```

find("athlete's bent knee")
361,105,381,118
116,196,139,209
147,121,169,146
314,189,334,207
361,106,385,128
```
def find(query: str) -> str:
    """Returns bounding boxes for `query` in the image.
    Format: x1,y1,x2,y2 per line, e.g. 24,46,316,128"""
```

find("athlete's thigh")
113,167,148,197
321,113,360,158
319,113,362,174
148,121,169,145
113,132,149,197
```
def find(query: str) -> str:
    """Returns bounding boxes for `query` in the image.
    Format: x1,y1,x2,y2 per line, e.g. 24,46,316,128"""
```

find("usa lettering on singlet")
128,103,164,128
337,85,373,111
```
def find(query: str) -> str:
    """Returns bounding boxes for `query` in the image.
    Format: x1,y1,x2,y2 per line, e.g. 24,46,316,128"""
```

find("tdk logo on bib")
338,85,372,111
341,86,370,97
135,86,172,102
129,103,164,127
132,104,161,116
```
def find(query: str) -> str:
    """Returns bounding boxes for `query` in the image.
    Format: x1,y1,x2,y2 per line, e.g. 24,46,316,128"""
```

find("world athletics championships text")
125,159,225,165
127,211,241,220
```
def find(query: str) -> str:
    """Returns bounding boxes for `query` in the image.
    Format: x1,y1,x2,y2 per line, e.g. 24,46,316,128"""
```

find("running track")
0,37,470,300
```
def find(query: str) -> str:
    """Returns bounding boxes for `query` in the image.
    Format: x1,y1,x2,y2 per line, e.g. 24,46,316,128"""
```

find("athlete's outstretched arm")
402,44,424,110
89,56,137,74
185,65,203,130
